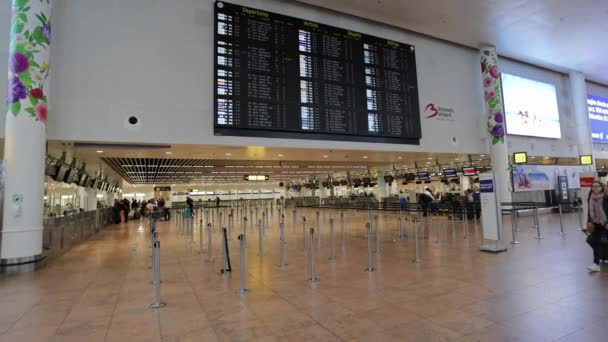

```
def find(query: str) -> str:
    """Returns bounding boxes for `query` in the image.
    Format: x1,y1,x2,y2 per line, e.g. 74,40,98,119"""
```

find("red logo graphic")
425,103,439,118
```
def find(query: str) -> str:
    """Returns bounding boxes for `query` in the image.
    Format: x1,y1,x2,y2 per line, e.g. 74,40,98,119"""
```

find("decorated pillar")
480,45,511,205
569,71,594,165
1,0,51,268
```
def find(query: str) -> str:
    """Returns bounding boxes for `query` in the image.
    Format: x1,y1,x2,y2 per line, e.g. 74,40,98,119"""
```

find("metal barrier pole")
221,227,229,274
242,217,248,248
559,203,566,236
257,220,264,257
464,208,469,239
316,210,320,242
190,217,194,242
413,218,422,263
206,223,215,261
307,228,319,282
340,211,345,247
451,213,456,240
534,207,543,239
365,223,375,272
293,209,297,234
329,218,336,262
250,210,253,232
278,222,287,268
302,216,307,253
578,206,584,231
474,214,478,232
398,216,404,240
199,220,204,253
236,234,249,293
149,240,165,309
375,215,380,255
510,210,519,244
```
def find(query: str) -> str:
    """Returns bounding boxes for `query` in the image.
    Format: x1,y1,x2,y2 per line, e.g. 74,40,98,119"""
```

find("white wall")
500,58,578,158
589,82,608,159
39,0,487,154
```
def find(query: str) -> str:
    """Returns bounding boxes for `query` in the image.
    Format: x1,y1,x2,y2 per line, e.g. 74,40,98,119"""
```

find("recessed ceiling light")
397,156,402,159
480,154,485,157
455,158,460,161
323,155,328,158
166,151,172,155
363,156,368,159
225,153,231,156
427,157,433,160
96,150,104,153
277,154,283,157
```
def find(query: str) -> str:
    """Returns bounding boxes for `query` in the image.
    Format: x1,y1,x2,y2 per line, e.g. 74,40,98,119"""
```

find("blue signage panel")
588,94,608,143
479,179,494,193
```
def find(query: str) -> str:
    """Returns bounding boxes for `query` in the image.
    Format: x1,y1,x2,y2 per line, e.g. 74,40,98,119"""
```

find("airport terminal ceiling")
44,141,590,186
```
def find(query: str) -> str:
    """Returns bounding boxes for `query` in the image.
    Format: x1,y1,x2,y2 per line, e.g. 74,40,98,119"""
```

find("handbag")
586,222,595,234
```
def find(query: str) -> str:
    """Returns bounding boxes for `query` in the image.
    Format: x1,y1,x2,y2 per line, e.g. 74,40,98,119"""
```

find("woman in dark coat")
586,181,608,272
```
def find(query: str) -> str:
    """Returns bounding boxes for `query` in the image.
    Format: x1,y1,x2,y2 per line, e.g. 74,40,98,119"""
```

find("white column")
2,0,52,262
480,45,512,205
85,189,97,211
569,71,594,165
377,176,388,198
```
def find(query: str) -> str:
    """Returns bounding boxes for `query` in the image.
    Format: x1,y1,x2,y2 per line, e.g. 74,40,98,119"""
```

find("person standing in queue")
186,196,194,218
586,181,608,272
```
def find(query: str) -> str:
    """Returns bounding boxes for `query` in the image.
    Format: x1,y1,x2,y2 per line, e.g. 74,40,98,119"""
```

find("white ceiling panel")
296,0,608,84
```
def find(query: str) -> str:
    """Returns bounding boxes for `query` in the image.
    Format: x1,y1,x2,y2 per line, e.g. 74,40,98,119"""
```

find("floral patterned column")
480,45,512,205
1,0,51,265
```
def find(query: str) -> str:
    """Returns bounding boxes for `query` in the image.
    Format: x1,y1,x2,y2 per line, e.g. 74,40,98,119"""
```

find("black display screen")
213,1,421,144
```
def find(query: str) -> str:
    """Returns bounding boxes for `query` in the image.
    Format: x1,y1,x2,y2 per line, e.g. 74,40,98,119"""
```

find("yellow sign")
580,155,593,165
513,152,527,164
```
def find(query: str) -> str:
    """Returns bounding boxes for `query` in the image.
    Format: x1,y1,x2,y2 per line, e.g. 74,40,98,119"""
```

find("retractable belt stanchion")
293,208,297,234
534,207,543,239
340,211,345,248
302,216,307,254
464,208,469,240
365,223,375,272
578,206,584,231
199,221,204,253
558,203,566,236
329,218,336,262
316,210,321,243
242,217,248,248
413,218,422,263
375,215,380,255
257,220,264,257
307,228,319,282
236,234,249,294
206,223,215,261
221,228,231,274
250,210,254,232
149,234,165,309
509,209,520,244
278,222,287,268
398,215,404,240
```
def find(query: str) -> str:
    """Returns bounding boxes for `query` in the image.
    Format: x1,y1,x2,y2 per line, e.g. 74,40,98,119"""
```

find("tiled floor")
0,206,606,341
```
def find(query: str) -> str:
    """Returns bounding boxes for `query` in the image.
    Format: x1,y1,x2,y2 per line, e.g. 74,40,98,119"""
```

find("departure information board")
213,1,421,144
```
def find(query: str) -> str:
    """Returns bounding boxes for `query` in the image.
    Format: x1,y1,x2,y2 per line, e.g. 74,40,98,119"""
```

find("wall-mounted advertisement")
501,74,561,139
512,165,586,192
587,94,608,143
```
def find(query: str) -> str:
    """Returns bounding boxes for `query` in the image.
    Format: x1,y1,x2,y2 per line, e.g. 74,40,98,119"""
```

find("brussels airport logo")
424,103,455,121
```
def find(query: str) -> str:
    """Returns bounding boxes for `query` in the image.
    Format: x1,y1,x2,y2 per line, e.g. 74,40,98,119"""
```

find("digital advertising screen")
462,166,477,176
588,94,608,143
417,171,430,180
442,168,457,178
501,74,561,139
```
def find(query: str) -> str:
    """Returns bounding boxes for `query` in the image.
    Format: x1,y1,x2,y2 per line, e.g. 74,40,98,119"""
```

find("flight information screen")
213,1,421,144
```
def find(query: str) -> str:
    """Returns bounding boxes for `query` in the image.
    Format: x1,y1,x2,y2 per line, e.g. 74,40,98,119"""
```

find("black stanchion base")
149,302,166,309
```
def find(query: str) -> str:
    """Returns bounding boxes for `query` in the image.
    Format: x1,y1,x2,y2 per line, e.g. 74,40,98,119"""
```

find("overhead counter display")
213,1,421,144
